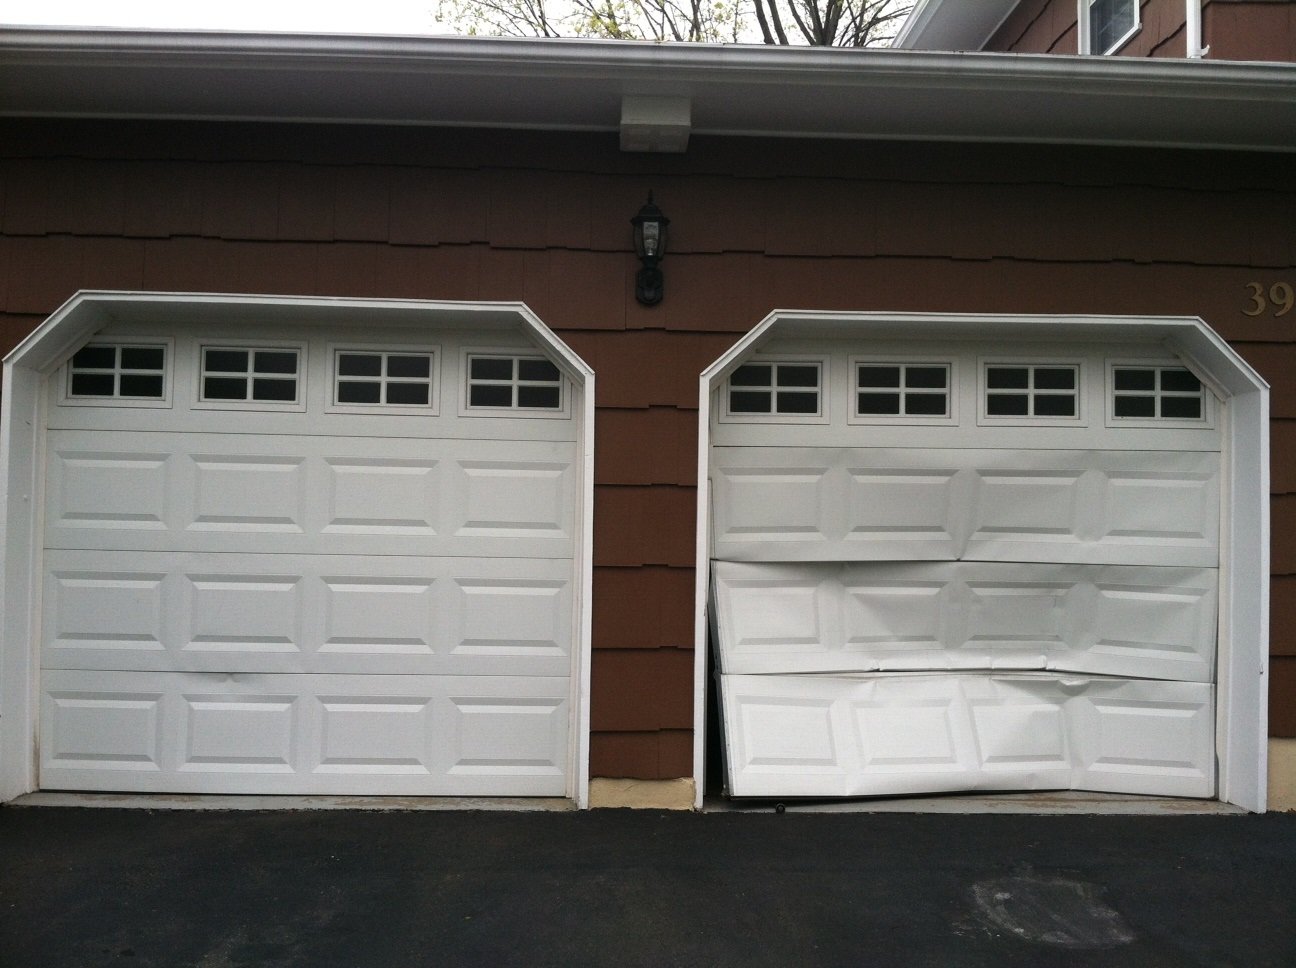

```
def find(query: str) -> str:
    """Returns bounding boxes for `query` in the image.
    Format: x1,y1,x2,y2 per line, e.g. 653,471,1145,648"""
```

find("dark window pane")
857,366,901,388
72,345,117,369
1034,394,1076,417
906,366,947,390
204,376,247,399
252,378,297,402
1034,368,1075,390
730,365,771,388
120,347,164,370
470,384,513,407
987,393,1028,416
1160,369,1201,393
70,373,116,396
1161,397,1203,420
1114,396,1156,418
729,390,771,413
777,391,819,414
339,353,381,377
518,386,562,409
987,367,1028,390
858,391,900,414
518,359,560,382
338,381,381,404
471,357,513,381
1114,368,1155,391
386,383,430,406
119,374,164,398
387,355,431,379
254,351,298,375
778,365,819,389
205,350,248,373
905,393,947,416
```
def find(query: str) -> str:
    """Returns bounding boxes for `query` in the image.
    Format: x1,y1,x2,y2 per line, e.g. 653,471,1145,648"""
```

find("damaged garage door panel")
710,447,1220,566
718,673,1215,800
711,560,1216,681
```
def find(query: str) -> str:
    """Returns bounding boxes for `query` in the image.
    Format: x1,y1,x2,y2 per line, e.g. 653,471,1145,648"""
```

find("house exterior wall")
1,118,1293,779
984,0,1296,60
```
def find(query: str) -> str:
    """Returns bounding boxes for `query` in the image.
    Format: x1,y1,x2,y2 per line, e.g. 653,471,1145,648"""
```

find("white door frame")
0,291,596,807
693,311,1270,812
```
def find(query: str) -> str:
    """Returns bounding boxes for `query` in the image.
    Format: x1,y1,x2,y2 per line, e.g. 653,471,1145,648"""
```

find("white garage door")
710,339,1219,800
38,320,579,796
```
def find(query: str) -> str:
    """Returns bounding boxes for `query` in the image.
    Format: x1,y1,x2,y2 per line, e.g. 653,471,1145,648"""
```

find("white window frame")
58,338,174,409
325,343,441,416
459,348,571,419
194,340,307,412
977,358,1087,427
1078,0,1140,55
719,355,829,425
848,356,958,426
1105,358,1216,429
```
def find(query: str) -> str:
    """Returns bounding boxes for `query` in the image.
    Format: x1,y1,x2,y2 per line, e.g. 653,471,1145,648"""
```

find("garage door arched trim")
0,291,595,807
692,311,1269,812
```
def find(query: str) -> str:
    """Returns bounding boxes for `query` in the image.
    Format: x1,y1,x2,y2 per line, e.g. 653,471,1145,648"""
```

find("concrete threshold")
8,792,576,812
705,790,1249,815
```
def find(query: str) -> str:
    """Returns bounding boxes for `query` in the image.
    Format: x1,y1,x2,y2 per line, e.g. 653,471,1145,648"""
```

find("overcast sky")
2,1,445,34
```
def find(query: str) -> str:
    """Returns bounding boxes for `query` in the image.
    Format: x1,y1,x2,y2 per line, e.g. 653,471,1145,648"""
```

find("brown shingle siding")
593,567,695,650
596,408,697,486
1271,578,1296,655
589,729,693,780
590,649,694,732
594,485,696,568
1271,657,1296,736
1205,0,1296,62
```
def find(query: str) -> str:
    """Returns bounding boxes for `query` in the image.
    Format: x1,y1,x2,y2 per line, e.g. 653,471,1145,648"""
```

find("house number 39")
1243,281,1294,317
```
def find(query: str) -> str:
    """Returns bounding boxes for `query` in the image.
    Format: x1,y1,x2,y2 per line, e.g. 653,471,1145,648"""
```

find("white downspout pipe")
1187,0,1208,58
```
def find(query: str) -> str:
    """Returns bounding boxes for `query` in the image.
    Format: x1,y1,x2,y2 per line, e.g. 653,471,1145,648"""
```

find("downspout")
1187,0,1208,58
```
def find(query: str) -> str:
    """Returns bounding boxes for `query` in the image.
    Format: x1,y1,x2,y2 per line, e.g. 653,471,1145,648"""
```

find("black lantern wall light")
631,192,669,306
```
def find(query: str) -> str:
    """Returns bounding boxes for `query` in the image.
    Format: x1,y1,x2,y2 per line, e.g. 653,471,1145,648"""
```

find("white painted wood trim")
692,310,1269,812
0,291,596,809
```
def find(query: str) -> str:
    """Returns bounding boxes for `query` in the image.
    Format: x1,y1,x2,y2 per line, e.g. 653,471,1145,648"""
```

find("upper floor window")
65,342,169,404
724,360,824,420
1082,0,1139,54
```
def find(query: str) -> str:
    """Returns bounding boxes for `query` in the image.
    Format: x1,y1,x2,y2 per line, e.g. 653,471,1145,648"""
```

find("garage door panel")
43,551,573,677
713,561,1216,681
45,431,576,558
719,673,1214,799
712,447,1219,565
40,670,570,795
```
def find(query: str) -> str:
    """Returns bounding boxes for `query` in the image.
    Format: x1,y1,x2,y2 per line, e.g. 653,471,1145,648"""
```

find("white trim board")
693,311,1269,812
0,291,596,808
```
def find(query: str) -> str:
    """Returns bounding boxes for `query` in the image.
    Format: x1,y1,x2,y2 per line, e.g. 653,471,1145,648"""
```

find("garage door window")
198,345,303,409
981,362,1082,423
851,359,954,424
464,353,567,415
63,341,171,406
723,360,825,422
1109,363,1209,425
330,347,439,413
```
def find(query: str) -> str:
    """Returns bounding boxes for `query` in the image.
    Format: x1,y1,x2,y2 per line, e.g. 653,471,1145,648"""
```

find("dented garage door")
710,340,1219,799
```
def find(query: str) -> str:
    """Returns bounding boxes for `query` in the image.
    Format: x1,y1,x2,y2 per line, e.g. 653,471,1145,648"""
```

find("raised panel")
320,578,434,655
322,458,438,535
190,455,306,532
712,561,1216,681
719,673,1214,799
710,465,833,548
46,450,170,532
453,460,574,539
180,696,296,772
449,579,569,659
39,671,569,795
44,570,166,655
845,468,961,553
184,575,302,654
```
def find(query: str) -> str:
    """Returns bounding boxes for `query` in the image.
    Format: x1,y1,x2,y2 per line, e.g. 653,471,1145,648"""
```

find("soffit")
894,0,1021,51
2,27,1295,152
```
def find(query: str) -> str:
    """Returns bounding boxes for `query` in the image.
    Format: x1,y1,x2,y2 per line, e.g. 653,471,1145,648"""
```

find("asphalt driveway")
2,806,1294,967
